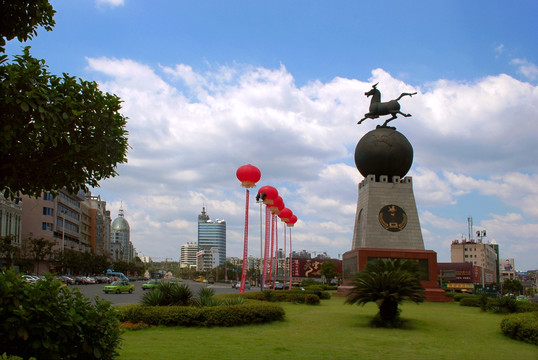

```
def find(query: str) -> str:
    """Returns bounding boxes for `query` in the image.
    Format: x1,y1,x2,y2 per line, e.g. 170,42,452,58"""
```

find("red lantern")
258,185,278,205
236,164,261,188
269,196,284,215
287,214,298,227
279,208,292,222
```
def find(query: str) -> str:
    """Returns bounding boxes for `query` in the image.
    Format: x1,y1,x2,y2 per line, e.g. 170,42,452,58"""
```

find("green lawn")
118,296,537,360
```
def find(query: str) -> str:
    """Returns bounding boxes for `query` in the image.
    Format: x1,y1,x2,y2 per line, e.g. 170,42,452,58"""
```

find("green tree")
502,279,523,296
0,0,55,54
0,235,20,268
345,258,425,328
1,1,129,199
320,260,339,284
22,237,55,274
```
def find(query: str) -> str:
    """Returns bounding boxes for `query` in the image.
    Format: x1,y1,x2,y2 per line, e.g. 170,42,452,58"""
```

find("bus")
105,270,129,282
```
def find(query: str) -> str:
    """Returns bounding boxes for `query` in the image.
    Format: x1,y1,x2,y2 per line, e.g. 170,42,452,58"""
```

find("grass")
117,296,537,360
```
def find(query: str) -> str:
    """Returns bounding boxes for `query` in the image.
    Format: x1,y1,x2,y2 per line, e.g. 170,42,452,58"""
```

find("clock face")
378,205,407,232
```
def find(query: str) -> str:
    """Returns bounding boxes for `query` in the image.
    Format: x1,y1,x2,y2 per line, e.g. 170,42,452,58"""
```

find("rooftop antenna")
467,216,473,241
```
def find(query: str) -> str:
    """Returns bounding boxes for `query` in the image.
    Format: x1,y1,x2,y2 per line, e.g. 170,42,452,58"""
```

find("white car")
22,275,39,283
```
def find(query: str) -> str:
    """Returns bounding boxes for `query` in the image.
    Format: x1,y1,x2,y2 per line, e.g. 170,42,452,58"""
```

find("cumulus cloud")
87,59,538,270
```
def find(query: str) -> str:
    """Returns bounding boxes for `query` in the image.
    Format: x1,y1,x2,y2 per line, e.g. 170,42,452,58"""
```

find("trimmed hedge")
500,312,538,346
118,301,284,327
236,289,328,303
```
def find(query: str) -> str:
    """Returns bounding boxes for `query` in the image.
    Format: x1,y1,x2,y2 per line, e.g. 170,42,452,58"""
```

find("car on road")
234,281,251,290
142,279,161,290
274,283,286,290
103,280,135,294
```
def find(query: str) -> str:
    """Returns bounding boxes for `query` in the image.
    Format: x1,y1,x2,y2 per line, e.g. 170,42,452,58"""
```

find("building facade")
21,190,91,254
110,207,134,262
85,194,111,256
450,239,498,284
0,195,23,246
180,242,198,268
197,207,226,268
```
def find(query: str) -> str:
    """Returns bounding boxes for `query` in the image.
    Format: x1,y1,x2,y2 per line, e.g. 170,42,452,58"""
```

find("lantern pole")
289,226,293,290
262,206,271,287
238,188,249,293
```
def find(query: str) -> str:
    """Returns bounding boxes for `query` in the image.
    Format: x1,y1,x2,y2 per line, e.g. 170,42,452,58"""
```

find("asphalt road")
72,280,259,306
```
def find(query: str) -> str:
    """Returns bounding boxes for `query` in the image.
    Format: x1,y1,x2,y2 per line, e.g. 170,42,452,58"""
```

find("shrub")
0,269,122,360
304,294,321,305
500,312,538,345
140,283,193,306
515,302,538,313
487,297,518,314
459,296,482,307
118,301,285,327
452,293,474,302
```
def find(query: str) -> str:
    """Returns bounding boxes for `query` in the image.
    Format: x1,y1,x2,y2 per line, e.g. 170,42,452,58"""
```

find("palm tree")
345,258,425,327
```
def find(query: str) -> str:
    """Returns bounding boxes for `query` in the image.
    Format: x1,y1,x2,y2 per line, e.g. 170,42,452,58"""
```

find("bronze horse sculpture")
358,83,417,126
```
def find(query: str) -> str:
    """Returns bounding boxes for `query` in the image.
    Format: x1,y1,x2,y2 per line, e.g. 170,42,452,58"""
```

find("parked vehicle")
22,275,39,283
103,280,135,294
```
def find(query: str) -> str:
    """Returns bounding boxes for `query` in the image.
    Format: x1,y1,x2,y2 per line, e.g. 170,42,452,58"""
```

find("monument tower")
341,83,449,301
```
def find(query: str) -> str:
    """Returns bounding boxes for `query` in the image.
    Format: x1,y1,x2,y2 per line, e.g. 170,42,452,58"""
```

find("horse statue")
358,83,417,126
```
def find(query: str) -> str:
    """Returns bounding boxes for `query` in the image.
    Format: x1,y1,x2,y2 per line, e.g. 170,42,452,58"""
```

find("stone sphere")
354,127,413,179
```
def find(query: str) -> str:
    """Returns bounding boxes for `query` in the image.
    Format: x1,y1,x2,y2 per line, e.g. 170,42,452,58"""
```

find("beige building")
451,239,498,283
21,190,91,254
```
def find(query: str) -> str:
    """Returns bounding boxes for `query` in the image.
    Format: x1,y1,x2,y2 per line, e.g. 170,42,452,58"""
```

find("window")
42,207,54,216
42,222,53,231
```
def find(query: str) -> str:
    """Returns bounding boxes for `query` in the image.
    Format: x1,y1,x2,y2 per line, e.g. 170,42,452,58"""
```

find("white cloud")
87,59,538,270
96,0,124,7
511,58,538,81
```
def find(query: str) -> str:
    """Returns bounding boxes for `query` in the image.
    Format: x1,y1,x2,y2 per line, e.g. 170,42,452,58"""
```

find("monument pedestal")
337,248,452,302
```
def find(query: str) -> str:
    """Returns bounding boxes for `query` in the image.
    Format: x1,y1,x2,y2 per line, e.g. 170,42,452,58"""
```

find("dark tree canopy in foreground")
0,0,55,54
0,49,129,198
1,0,129,198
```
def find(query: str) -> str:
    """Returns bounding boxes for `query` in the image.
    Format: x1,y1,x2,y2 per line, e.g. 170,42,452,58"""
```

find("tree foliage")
320,260,339,283
1,1,129,199
345,258,425,328
0,0,55,54
502,279,523,296
1,49,129,198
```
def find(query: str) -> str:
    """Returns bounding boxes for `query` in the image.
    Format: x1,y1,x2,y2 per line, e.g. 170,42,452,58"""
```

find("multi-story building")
85,194,111,256
21,190,91,254
180,242,198,268
196,247,220,271
197,207,226,267
450,239,498,284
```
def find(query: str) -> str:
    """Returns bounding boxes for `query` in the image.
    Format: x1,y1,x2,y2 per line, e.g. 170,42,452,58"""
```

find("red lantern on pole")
269,196,284,215
236,164,261,294
287,214,298,227
236,164,261,188
278,208,292,222
258,185,278,205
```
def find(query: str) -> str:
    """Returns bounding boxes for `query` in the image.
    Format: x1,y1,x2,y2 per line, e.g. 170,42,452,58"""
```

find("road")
71,280,259,306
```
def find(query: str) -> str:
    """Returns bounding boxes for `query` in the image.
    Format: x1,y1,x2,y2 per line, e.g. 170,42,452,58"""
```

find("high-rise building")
180,242,198,268
197,207,226,267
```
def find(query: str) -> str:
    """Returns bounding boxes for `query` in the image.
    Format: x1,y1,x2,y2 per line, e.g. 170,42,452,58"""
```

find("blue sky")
7,0,538,270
